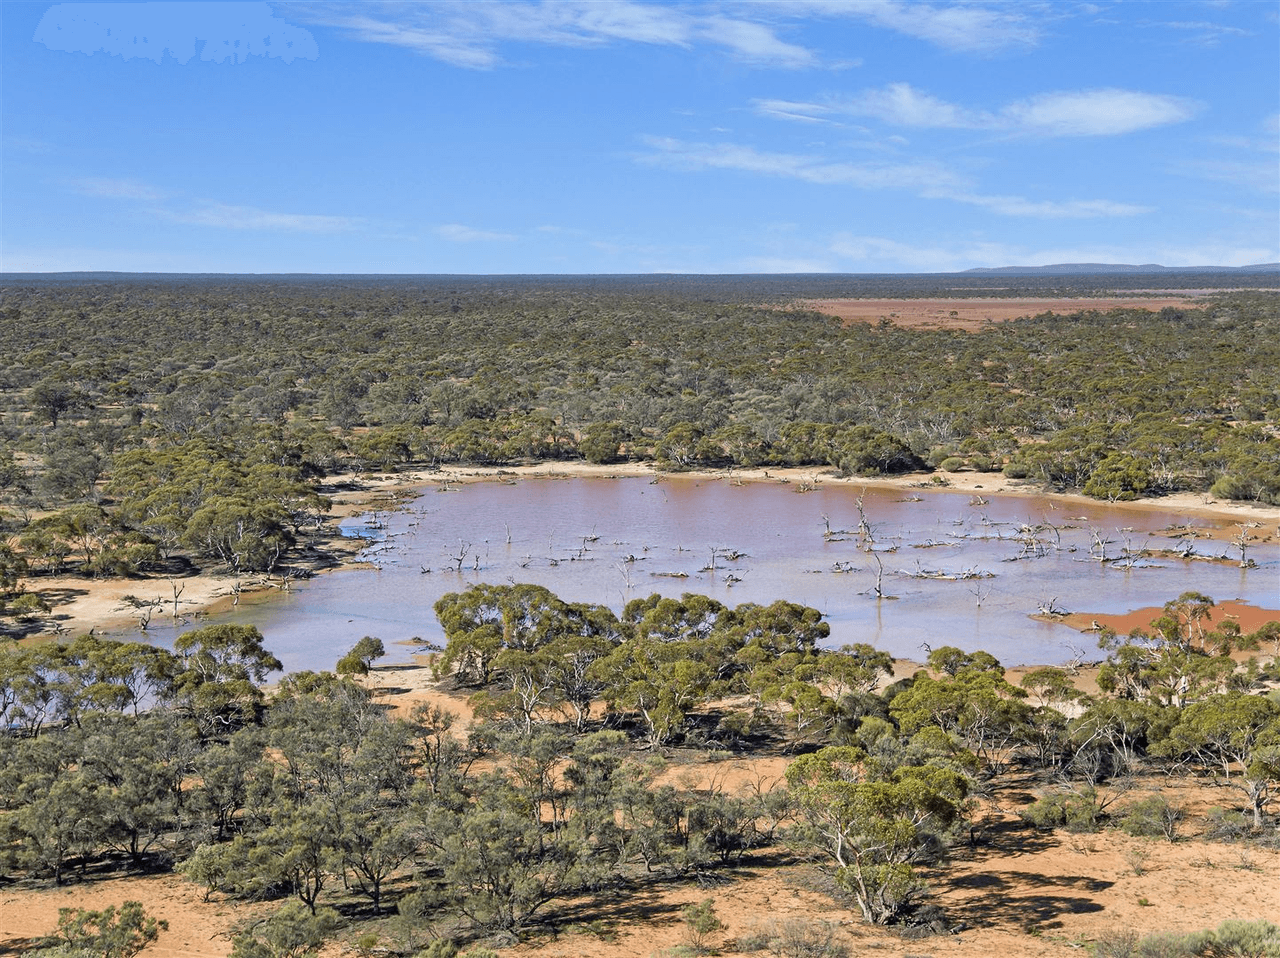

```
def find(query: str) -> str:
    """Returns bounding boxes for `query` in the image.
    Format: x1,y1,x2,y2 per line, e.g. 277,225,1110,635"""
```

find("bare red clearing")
1066,599,1280,638
798,297,1202,331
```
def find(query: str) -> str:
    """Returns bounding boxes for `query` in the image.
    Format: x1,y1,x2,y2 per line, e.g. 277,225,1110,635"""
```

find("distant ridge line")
964,263,1280,275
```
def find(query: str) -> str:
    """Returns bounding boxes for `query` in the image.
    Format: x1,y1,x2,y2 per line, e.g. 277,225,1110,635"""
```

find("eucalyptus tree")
171,624,282,738
1154,693,1280,828
785,744,970,925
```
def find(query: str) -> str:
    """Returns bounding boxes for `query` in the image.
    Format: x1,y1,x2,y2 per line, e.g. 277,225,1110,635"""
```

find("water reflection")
138,478,1278,672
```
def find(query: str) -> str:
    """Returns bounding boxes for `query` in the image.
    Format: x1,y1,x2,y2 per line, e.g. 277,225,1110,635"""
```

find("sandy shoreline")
14,460,1278,644
422,459,1279,528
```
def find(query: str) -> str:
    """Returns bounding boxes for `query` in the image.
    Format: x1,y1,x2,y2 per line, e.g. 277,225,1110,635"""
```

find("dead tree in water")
969,581,992,608
854,490,873,549
1232,524,1258,568
449,539,472,573
1013,523,1047,560
1041,517,1063,552
870,551,885,598
117,595,162,631
169,579,186,621
1089,528,1112,563
1037,596,1066,617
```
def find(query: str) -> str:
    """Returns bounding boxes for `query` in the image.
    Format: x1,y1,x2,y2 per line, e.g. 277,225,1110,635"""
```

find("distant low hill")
966,262,1280,275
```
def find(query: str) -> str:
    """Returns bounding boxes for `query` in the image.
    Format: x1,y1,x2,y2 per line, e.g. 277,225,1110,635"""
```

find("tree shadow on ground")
947,814,1062,864
371,686,414,698
1,586,89,639
0,935,39,957
524,883,688,945
933,867,1111,930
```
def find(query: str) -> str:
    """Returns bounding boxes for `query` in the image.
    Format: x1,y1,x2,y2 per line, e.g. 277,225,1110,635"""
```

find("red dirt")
1063,599,1280,639
798,297,1202,331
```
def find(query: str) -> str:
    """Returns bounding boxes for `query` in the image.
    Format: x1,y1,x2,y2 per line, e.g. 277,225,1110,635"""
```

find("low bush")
1118,795,1183,842
1090,919,1280,958
736,917,848,957
1020,788,1104,833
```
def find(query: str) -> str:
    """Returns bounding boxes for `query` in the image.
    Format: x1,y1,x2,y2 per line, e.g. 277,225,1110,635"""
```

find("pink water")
137,477,1279,672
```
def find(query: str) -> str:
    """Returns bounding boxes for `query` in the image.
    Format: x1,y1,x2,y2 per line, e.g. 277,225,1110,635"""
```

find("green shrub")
335,635,385,675
230,902,341,958
1020,789,1102,832
1203,807,1254,843
1082,453,1151,501
1205,919,1280,956
1118,795,1183,841
32,902,167,958
1089,920,1280,958
414,943,457,958
736,917,848,957
682,898,724,952
7,591,50,621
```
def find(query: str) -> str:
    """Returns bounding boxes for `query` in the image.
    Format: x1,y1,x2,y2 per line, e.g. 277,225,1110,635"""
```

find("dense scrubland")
1,275,1278,956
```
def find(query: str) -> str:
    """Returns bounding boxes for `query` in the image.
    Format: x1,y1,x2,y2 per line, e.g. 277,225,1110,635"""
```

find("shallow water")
133,477,1278,672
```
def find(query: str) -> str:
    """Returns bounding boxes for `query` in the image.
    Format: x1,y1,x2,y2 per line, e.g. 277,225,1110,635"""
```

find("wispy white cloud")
699,16,814,67
290,1,816,69
1158,19,1251,46
436,224,518,242
67,176,363,232
1177,114,1280,194
759,84,1200,136
71,177,171,201
794,0,1039,53
1175,158,1280,195
753,99,838,124
939,191,1150,218
569,2,692,45
1005,89,1199,136
313,13,498,69
166,203,362,232
638,135,959,190
639,135,1145,218
836,82,985,128
287,0,1048,69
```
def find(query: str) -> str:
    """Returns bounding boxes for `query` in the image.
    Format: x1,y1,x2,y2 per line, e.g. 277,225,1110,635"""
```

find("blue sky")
2,0,1277,273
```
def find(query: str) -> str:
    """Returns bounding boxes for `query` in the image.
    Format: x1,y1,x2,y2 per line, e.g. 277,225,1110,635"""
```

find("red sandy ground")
798,297,1202,331
1067,601,1280,640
